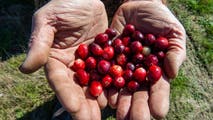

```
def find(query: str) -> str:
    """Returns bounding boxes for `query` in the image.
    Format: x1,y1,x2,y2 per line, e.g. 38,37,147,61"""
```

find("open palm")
109,0,186,119
19,0,108,119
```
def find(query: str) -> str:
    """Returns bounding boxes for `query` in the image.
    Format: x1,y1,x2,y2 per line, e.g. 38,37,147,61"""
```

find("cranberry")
97,60,111,74
114,44,125,54
122,37,131,47
124,47,131,56
132,53,144,64
133,67,147,83
90,81,103,97
85,57,97,70
126,62,135,71
144,54,158,67
154,36,169,51
123,69,133,81
116,54,127,66
130,41,143,53
76,44,88,59
102,75,113,88
156,51,165,61
127,81,139,92
113,38,123,46
71,59,85,71
114,76,125,89
102,46,114,60
105,28,117,39
94,33,109,45
76,69,90,86
147,65,162,83
142,46,151,56
110,65,123,77
122,24,135,36
132,31,144,42
144,34,156,46
89,43,103,56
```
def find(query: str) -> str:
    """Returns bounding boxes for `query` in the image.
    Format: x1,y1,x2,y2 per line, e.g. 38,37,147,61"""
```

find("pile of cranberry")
72,24,169,97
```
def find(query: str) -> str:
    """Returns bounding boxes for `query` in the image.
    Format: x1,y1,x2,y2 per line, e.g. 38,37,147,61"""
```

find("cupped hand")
19,0,108,119
109,0,186,119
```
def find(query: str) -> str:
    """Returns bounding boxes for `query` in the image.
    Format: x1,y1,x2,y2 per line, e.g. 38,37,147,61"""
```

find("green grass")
168,0,213,74
0,0,213,119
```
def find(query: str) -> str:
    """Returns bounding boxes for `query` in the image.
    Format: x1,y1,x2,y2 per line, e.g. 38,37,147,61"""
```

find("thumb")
19,12,55,74
164,25,186,79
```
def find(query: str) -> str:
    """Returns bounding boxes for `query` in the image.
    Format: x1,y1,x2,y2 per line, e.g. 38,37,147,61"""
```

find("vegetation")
0,0,212,119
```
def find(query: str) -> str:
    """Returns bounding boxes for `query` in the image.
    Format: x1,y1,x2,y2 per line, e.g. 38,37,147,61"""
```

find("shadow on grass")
17,97,116,120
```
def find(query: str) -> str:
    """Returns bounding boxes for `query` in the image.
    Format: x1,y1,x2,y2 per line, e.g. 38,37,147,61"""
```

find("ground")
0,0,212,120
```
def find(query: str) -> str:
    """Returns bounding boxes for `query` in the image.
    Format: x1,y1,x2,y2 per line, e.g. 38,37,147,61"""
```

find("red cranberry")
71,59,85,71
76,69,90,86
110,65,123,77
144,54,158,67
105,28,117,39
122,37,131,47
124,47,131,56
116,54,127,66
85,57,97,70
132,31,144,42
94,33,109,45
113,38,123,46
126,62,135,71
102,75,113,88
122,24,135,36
89,43,103,56
97,60,111,74
89,81,103,97
114,76,125,89
130,41,143,53
132,53,144,64
147,65,162,84
144,34,156,46
127,81,139,92
154,36,169,51
76,44,88,59
133,67,147,83
102,46,114,60
123,69,133,81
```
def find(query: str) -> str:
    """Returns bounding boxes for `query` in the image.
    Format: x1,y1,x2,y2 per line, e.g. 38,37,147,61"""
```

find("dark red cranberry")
144,34,156,46
94,33,109,45
105,28,117,39
132,31,144,42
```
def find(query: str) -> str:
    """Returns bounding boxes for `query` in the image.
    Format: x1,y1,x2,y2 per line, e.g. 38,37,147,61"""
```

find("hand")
108,0,186,119
19,0,108,119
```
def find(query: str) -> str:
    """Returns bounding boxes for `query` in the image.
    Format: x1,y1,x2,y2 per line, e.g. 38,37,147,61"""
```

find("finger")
44,58,83,114
116,89,132,120
149,74,170,119
19,10,55,74
85,87,101,120
108,88,119,109
164,24,186,78
97,89,108,109
110,4,126,35
130,85,150,120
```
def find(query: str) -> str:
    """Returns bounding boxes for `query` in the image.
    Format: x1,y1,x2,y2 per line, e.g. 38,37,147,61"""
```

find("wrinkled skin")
109,0,186,119
19,0,108,119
